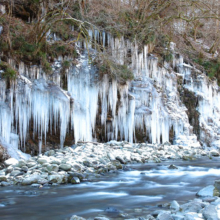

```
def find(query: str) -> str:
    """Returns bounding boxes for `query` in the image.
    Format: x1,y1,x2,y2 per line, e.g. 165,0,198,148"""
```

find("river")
1,157,220,220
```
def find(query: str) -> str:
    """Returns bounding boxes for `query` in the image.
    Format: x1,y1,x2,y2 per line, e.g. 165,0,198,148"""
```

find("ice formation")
2,29,220,157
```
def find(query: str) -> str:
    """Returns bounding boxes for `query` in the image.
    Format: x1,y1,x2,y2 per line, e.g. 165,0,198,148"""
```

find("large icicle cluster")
3,29,220,156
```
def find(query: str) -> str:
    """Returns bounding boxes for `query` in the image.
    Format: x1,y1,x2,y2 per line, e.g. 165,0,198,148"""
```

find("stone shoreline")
1,141,220,219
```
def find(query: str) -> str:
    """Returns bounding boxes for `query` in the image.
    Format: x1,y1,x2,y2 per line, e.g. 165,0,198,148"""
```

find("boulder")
48,175,63,184
21,175,41,185
170,200,180,211
202,205,218,220
181,201,203,213
196,185,214,197
71,177,80,184
4,158,18,166
59,164,71,171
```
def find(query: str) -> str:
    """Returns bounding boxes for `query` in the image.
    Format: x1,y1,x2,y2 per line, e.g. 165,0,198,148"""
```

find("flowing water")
1,158,220,220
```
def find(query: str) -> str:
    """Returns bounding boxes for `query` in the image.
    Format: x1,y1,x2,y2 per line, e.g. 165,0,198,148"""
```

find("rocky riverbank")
0,141,219,187
1,141,220,219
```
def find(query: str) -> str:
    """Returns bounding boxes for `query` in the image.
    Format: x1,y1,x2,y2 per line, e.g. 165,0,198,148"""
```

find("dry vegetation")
1,0,220,82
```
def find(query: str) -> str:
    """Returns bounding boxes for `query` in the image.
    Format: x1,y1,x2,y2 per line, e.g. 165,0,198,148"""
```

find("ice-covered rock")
196,185,215,197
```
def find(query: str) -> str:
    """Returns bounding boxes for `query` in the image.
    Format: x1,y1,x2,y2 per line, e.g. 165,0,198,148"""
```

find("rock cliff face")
0,30,220,157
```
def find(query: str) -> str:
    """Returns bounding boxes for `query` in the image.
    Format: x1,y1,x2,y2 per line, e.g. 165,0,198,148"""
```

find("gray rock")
1,181,11,187
59,164,71,171
48,174,62,184
68,172,84,181
38,178,48,185
157,211,173,220
70,215,86,220
210,150,219,157
10,170,23,177
17,160,26,168
83,160,93,167
46,164,59,172
27,162,37,168
46,150,55,156
196,185,214,197
170,200,179,211
5,166,13,174
181,201,203,213
116,156,125,164
4,158,18,166
0,176,7,182
21,166,28,172
104,207,120,213
168,165,178,169
38,158,50,164
203,205,218,220
22,175,41,185
71,177,80,184
94,217,109,220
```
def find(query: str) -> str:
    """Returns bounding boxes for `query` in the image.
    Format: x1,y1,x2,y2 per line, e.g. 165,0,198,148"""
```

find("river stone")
38,178,48,185
27,162,37,168
94,217,109,220
71,177,80,184
107,153,115,161
1,181,11,187
46,164,59,172
181,201,203,213
50,157,61,165
46,150,55,157
59,164,71,171
210,150,219,157
0,176,7,182
17,160,26,168
6,166,13,174
21,166,28,172
168,165,178,169
83,160,93,167
48,175,63,184
116,156,125,164
157,211,173,220
104,207,120,213
22,175,41,185
38,158,50,164
202,205,218,220
4,158,18,166
68,172,84,181
170,200,180,211
10,170,22,177
184,212,204,220
196,185,214,197
70,215,86,220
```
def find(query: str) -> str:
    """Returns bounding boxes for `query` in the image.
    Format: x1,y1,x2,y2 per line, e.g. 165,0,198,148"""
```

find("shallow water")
1,157,220,220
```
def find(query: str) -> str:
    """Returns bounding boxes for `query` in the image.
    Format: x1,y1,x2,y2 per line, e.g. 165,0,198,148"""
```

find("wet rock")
10,170,23,177
38,178,48,185
46,164,59,172
17,160,26,167
168,165,178,169
202,205,218,220
0,181,11,186
0,176,7,182
27,162,37,168
196,185,214,197
181,201,203,213
210,150,219,157
59,164,71,171
21,166,28,172
116,156,125,164
21,175,41,185
70,215,86,220
46,150,55,157
50,157,61,165
68,172,84,181
71,177,80,184
5,166,13,174
38,157,50,164
48,174,62,184
170,200,179,211
104,207,120,213
157,211,173,220
94,217,109,220
4,158,18,166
